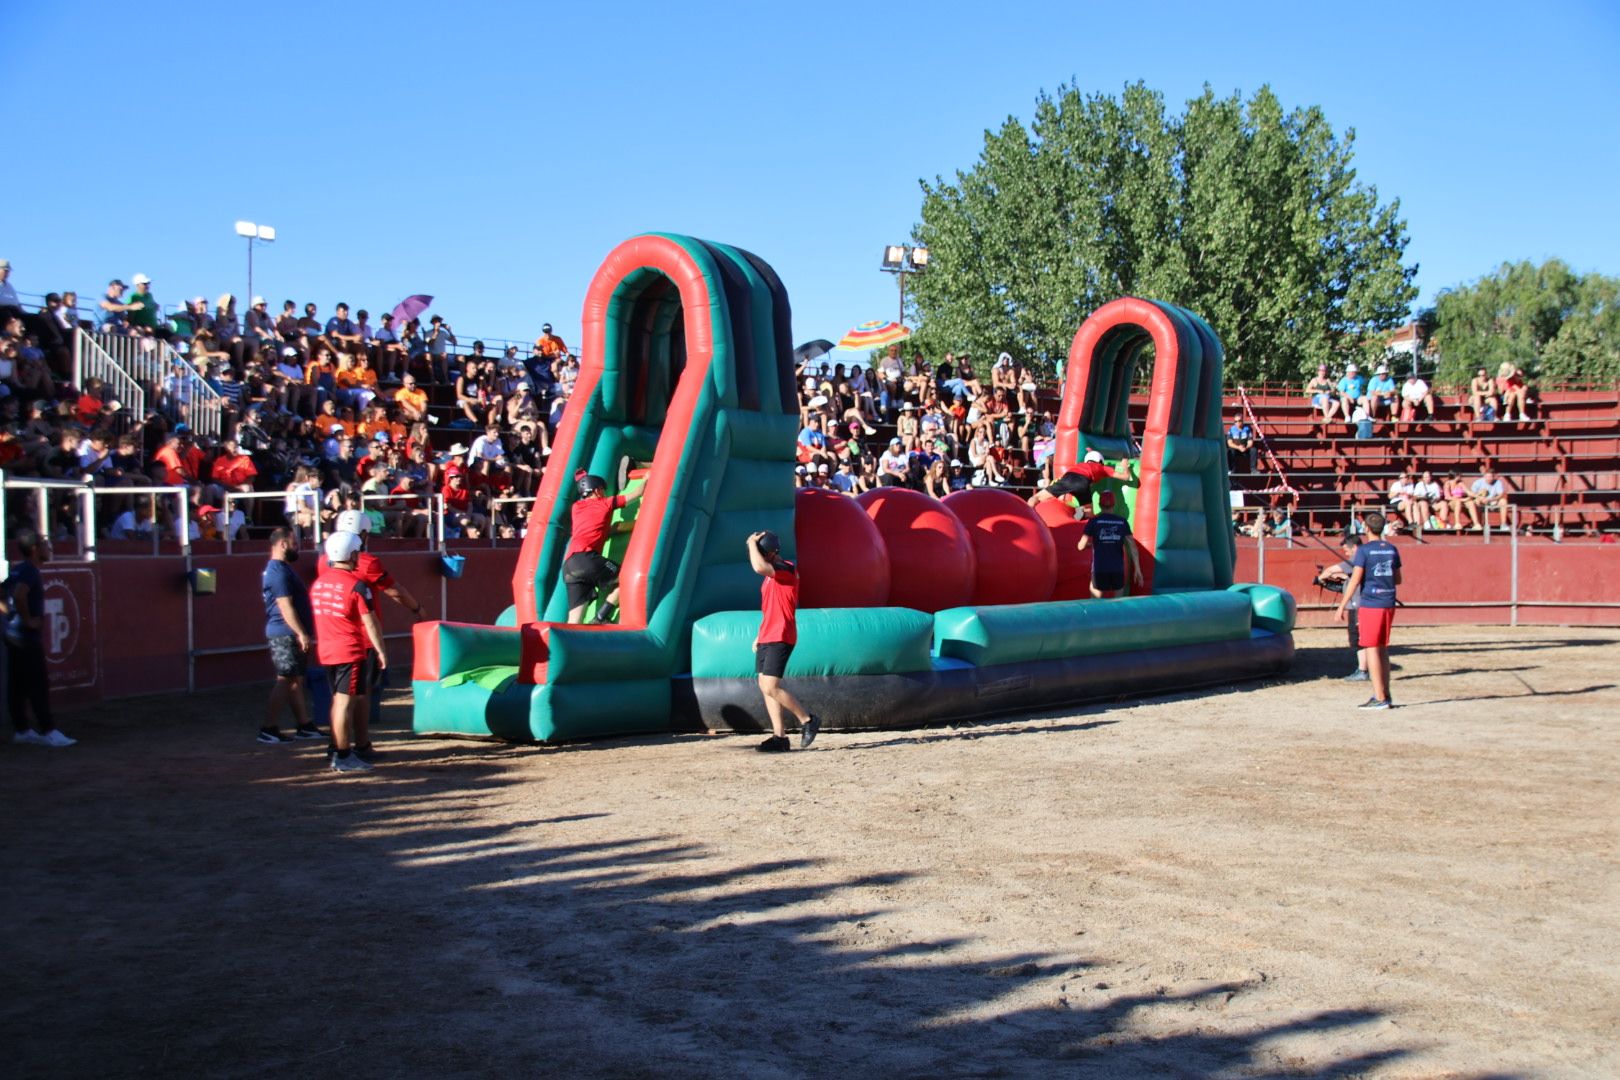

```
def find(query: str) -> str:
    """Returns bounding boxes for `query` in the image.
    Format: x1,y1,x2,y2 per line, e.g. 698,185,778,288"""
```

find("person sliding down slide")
746,531,821,753
563,472,642,624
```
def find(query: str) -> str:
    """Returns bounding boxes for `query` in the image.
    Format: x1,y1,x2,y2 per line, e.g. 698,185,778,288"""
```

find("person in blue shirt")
325,302,363,357
797,414,827,456
1226,416,1255,474
1365,364,1398,421
3,529,77,746
1336,364,1367,430
259,527,324,744
1076,491,1142,599
1335,512,1401,710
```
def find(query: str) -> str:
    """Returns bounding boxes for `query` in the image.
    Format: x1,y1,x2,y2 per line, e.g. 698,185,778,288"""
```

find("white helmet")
335,509,371,535
1083,449,1105,464
324,531,363,564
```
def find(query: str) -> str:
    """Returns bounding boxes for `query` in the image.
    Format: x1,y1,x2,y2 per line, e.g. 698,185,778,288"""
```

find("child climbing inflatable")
411,233,1294,743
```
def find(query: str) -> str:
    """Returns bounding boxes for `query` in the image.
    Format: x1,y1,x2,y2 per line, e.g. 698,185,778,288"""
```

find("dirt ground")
2,625,1617,1079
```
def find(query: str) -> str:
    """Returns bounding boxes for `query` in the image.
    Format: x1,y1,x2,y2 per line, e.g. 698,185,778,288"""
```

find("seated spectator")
110,496,158,540
1412,470,1442,534
152,425,204,487
507,422,545,496
244,296,279,359
1400,372,1437,421
1496,362,1531,422
274,300,303,357
325,302,364,356
1437,471,1477,530
393,372,429,424
97,279,143,334
33,292,73,379
440,464,487,537
828,458,856,494
878,437,909,486
0,258,19,323
283,466,320,534
1468,367,1500,423
1226,415,1255,473
210,437,258,493
1306,364,1338,423
1364,364,1398,421
466,424,509,487
797,414,827,463
372,313,406,382
1470,466,1510,530
213,294,248,376
333,351,378,411
923,457,950,499
1336,364,1366,431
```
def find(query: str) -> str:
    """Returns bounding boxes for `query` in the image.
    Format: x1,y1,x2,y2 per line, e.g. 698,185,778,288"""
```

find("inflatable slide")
411,235,1294,742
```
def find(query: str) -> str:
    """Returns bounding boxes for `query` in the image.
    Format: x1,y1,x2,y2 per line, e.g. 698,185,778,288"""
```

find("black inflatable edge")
670,633,1294,734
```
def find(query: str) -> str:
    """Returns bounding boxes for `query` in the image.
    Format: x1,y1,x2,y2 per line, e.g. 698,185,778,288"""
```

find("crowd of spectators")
791,344,1059,496
0,257,579,546
1305,359,1533,435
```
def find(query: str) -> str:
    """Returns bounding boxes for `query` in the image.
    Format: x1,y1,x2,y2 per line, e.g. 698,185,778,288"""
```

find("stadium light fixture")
234,220,276,310
878,244,929,326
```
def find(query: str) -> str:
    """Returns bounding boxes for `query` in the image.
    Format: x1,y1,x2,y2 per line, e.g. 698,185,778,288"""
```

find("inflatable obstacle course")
411,237,1294,743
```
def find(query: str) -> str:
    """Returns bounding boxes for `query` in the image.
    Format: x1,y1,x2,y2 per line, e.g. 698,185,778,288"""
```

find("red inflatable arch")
856,487,976,612
794,487,890,608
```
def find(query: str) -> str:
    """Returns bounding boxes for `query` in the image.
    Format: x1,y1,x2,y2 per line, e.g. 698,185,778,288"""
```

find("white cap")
1376,364,1388,374
251,295,265,306
1083,449,1104,464
817,463,829,474
132,273,150,285
1346,363,1358,373
0,258,11,269
335,509,371,535
997,351,1012,366
324,531,363,563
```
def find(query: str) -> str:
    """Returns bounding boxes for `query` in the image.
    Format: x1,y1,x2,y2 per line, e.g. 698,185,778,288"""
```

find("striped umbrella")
836,320,911,351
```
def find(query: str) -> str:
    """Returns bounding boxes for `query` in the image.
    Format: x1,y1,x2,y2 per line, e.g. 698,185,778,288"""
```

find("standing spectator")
1306,364,1339,424
1314,536,1369,682
1076,491,1142,599
0,258,19,322
1468,367,1500,423
535,322,567,362
373,313,406,382
310,531,387,774
259,528,324,744
1470,466,1510,531
1225,414,1256,474
745,530,819,753
1335,364,1366,430
213,294,247,375
1400,372,1437,422
244,296,278,359
1496,362,1531,422
1364,364,1398,422
2,529,75,746
34,292,73,379
425,315,456,383
1335,511,1401,711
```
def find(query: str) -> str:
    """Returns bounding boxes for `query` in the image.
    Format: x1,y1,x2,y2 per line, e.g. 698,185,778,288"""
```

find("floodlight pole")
879,244,928,328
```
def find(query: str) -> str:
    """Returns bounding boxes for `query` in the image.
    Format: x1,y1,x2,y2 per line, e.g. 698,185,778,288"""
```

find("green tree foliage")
910,83,1417,384
1427,260,1620,385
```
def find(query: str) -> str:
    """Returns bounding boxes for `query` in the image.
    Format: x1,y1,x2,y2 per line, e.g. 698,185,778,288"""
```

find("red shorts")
1358,607,1396,648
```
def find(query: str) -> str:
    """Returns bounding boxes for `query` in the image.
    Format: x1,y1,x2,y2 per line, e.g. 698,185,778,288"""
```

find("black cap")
577,474,606,498
755,530,781,556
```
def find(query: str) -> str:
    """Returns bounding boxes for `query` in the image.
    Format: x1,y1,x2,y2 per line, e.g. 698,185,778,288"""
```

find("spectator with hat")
97,279,143,334
878,437,909,486
0,258,20,323
1364,364,1398,422
535,322,567,362
1335,364,1366,431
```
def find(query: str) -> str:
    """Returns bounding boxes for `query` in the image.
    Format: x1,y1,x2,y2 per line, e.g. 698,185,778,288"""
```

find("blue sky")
4,1,1616,351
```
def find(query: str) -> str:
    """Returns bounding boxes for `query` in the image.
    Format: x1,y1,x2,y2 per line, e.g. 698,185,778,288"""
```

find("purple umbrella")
391,294,434,327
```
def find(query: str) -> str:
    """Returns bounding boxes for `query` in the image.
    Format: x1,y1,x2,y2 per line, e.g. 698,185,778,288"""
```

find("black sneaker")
354,743,381,764
800,714,821,749
256,727,293,745
756,735,791,753
292,725,325,740
1357,698,1392,711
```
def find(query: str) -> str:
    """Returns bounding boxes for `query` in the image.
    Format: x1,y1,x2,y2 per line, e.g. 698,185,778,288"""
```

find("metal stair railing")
72,330,145,420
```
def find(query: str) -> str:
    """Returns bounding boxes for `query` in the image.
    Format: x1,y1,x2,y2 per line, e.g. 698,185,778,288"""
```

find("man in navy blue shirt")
2,529,76,746
1076,491,1142,599
1335,511,1402,710
1226,416,1255,474
325,302,363,356
260,527,324,744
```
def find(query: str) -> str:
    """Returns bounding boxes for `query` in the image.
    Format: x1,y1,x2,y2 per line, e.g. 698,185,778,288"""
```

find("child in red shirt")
563,473,641,623
747,530,820,753
310,531,387,774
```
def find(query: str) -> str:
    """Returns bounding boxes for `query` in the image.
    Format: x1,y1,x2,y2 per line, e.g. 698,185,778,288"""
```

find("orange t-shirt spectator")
536,323,568,361
210,443,259,490
153,429,204,485
393,380,428,420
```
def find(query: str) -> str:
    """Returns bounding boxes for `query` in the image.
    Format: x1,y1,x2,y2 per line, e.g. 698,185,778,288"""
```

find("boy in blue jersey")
1076,491,1142,599
1334,512,1401,710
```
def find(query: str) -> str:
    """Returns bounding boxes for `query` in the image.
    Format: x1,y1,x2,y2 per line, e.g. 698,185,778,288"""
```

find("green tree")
909,82,1418,385
1427,260,1620,385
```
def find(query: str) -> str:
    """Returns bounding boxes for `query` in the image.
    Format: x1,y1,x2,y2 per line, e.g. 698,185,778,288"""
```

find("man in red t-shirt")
310,531,387,774
1028,449,1133,512
563,473,641,623
152,425,204,486
747,530,820,752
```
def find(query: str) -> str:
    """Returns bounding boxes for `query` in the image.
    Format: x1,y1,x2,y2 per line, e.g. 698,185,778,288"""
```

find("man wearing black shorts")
311,532,387,774
1029,448,1134,512
1075,491,1142,598
258,527,324,744
563,473,641,623
747,531,820,753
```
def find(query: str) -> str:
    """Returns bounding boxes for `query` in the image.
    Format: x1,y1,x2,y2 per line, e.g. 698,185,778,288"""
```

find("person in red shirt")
1028,449,1133,512
310,531,387,774
209,437,258,492
152,425,204,486
440,464,489,537
747,530,820,753
563,473,642,623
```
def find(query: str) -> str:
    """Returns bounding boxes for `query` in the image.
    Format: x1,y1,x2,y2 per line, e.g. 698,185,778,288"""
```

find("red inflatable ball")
794,487,890,608
1034,497,1092,601
855,487,976,612
943,489,1058,606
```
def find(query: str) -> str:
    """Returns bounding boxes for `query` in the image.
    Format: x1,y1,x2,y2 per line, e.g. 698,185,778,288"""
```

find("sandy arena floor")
2,625,1617,1079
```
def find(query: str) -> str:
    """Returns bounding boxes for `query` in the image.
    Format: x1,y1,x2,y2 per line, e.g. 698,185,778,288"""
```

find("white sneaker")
12,730,46,746
39,729,77,747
